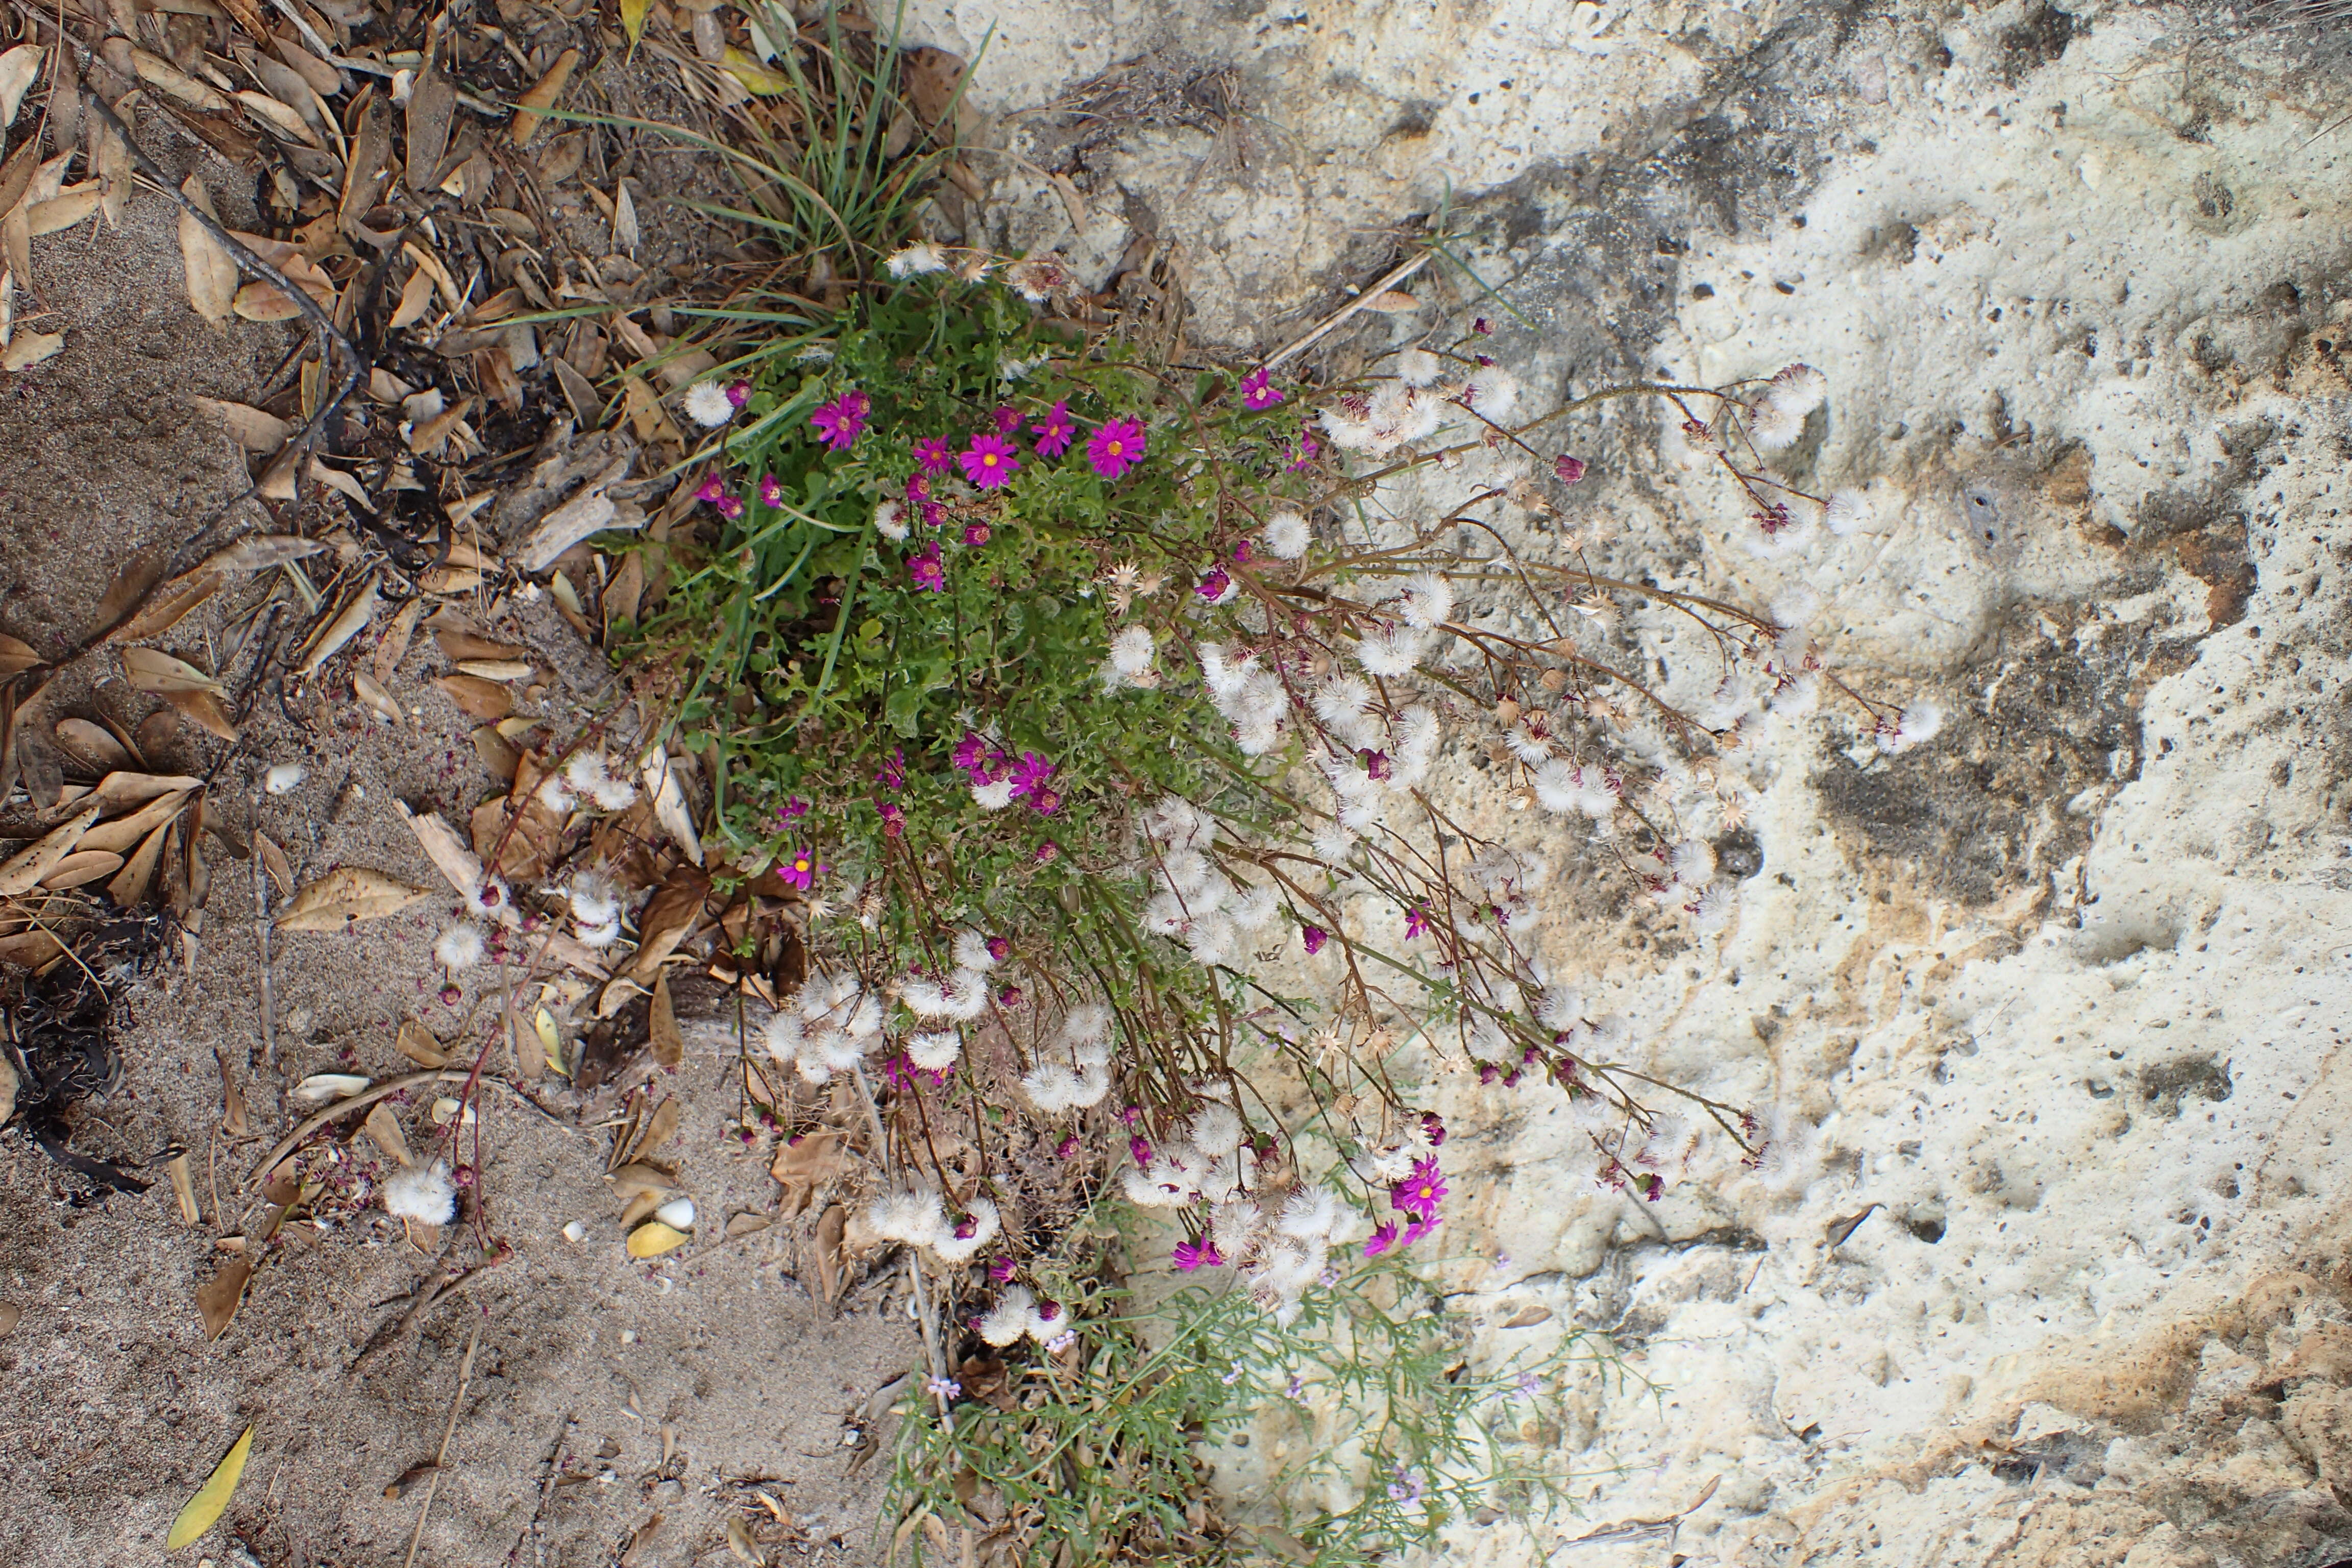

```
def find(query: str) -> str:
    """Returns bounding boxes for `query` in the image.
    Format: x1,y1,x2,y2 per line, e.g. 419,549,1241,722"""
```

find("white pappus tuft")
1824,488,1870,536
874,500,908,541
1395,348,1443,386
1262,508,1311,560
683,381,736,427
1397,572,1454,630
1878,699,1946,753
1354,624,1424,678
383,1162,456,1225
434,924,485,971
929,1197,1001,1263
885,242,948,278
1766,363,1828,419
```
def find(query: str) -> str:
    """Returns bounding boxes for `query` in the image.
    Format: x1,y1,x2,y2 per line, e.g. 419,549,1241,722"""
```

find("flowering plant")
643,242,1930,1337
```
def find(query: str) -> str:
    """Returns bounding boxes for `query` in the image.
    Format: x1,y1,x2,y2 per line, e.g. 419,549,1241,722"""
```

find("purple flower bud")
1554,454,1587,484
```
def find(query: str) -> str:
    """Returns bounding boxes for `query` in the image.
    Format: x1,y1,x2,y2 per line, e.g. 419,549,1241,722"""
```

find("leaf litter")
0,0,981,1555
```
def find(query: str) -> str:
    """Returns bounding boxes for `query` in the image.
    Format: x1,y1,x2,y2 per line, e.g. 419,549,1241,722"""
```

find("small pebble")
562,1220,587,1243
264,763,306,794
654,1197,696,1230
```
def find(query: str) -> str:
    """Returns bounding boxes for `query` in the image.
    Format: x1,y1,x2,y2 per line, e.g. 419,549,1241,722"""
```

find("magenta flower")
778,846,820,890
987,936,1012,963
1031,400,1074,457
1130,1135,1154,1165
1554,454,1587,484
952,731,997,780
877,801,905,838
909,545,946,593
1284,429,1320,472
964,523,992,547
1392,1157,1446,1219
758,473,784,508
996,985,1024,1010
1420,1111,1446,1146
875,749,907,790
726,380,751,408
1033,841,1060,864
1171,1238,1224,1272
1195,567,1230,601
695,470,726,505
960,433,1023,489
989,1256,1018,1283
775,796,810,824
1240,366,1284,409
1087,419,1146,479
992,404,1022,435
1232,540,1252,564
1028,786,1061,816
1403,906,1429,940
810,389,870,451
1006,751,1055,801
1302,925,1328,955
1054,1133,1079,1159
1363,1221,1398,1258
1473,316,1493,335
913,437,953,474
1361,749,1390,781
716,494,745,521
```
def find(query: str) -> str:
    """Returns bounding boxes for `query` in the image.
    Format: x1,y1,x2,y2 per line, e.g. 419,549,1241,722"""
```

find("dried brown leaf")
39,848,122,889
197,1254,253,1340
0,806,98,895
178,176,237,325
83,770,204,815
351,670,402,725
388,265,436,332
200,535,326,575
769,1129,849,1221
91,546,170,641
0,632,41,678
163,688,239,742
432,629,530,663
166,1151,200,1225
375,597,425,687
81,790,191,854
255,831,295,898
648,972,683,1069
434,673,512,722
0,44,39,131
398,802,488,903
110,571,224,642
472,725,520,784
361,1101,411,1166
813,1204,846,1307
276,866,428,930
108,818,173,906
293,577,378,675
0,929,65,970
2,329,62,371
510,48,580,145
53,717,131,772
396,1018,451,1068
621,864,710,986
122,646,225,695
191,398,291,454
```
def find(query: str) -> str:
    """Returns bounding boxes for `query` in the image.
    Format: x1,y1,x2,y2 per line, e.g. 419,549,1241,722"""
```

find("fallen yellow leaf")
166,1425,254,1549
626,1219,689,1259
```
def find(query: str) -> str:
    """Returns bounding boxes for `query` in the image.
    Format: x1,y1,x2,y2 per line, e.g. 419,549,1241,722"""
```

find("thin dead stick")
903,1253,953,1435
252,784,276,1071
1262,252,1432,371
243,1070,512,1188
403,1321,483,1568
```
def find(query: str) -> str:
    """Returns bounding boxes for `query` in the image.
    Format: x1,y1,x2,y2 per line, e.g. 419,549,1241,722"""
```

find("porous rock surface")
909,1,2352,1561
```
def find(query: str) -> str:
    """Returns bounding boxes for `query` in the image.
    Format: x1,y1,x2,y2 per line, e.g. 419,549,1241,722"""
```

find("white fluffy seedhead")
434,924,484,972
1766,362,1828,419
1263,508,1311,559
869,1185,950,1247
929,1197,1000,1263
908,1031,962,1071
1189,1103,1246,1157
978,1285,1037,1347
383,1162,456,1225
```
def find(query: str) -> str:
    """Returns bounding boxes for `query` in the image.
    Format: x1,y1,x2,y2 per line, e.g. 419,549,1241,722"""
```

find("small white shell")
654,1197,696,1230
562,1220,589,1243
264,763,307,795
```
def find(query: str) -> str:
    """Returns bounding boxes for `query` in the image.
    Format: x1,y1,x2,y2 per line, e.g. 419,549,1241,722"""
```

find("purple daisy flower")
1087,419,1146,480
1030,400,1074,457
1239,366,1284,409
809,389,870,451
960,433,1022,489
913,436,954,473
909,545,946,592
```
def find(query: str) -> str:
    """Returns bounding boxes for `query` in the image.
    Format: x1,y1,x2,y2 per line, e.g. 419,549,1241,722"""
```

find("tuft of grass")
883,1204,1632,1567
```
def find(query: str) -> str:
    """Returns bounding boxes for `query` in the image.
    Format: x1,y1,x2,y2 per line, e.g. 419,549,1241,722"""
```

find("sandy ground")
0,183,917,1566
